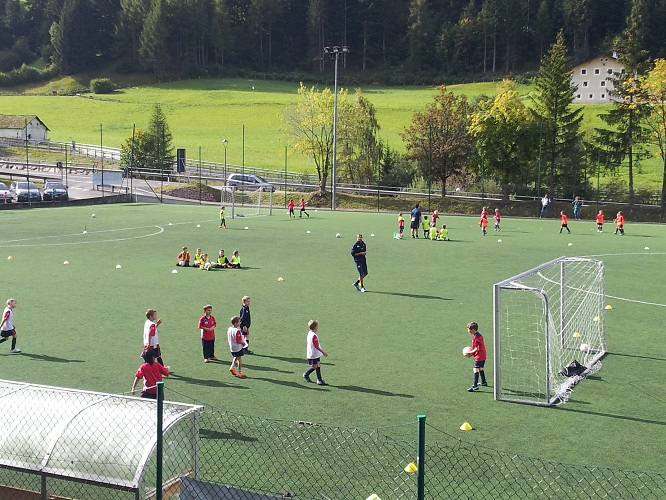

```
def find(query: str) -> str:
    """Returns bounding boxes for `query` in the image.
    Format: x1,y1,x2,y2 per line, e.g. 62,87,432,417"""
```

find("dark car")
10,181,41,202
42,181,69,201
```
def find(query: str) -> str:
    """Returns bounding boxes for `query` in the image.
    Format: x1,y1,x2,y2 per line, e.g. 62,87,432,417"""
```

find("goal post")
220,186,273,219
493,256,606,406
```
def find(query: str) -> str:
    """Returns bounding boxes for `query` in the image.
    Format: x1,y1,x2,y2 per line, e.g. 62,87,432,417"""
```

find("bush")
0,50,22,72
90,78,116,94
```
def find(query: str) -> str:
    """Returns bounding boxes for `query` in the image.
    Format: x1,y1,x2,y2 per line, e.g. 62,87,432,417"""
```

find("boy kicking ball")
465,321,487,392
303,320,328,386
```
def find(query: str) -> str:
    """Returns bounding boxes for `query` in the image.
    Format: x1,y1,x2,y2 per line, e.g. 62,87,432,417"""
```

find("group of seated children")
397,210,449,240
176,246,241,270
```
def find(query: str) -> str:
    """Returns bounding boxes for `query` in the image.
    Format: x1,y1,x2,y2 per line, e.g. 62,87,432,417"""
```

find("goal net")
220,186,273,219
493,256,606,406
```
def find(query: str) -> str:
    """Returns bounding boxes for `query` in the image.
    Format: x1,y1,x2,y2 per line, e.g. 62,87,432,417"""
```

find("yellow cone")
460,422,473,431
572,332,581,338
593,316,601,322
605,304,613,310
404,462,418,474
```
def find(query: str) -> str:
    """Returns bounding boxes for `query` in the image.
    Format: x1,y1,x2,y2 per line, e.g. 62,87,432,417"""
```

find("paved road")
0,165,180,202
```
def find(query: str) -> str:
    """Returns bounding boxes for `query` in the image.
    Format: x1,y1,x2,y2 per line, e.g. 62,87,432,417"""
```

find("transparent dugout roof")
0,379,201,489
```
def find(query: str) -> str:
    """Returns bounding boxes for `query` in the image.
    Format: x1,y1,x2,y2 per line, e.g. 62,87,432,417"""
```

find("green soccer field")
0,203,664,473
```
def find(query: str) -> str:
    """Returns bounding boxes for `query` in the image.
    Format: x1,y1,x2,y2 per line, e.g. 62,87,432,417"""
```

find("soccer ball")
580,343,591,352
462,346,473,356
335,233,341,238
91,214,96,218
277,276,284,282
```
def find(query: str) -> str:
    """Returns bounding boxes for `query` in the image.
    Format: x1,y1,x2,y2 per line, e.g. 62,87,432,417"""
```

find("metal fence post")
417,414,425,500
156,381,164,500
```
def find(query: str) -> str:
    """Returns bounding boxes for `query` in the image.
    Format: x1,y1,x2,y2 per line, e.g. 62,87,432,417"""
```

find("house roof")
0,114,50,131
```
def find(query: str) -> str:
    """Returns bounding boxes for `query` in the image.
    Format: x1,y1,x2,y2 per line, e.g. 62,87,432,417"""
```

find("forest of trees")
1,0,666,80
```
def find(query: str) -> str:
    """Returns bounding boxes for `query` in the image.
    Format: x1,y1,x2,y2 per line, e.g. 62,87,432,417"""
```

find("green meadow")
0,203,664,474
1,78,663,191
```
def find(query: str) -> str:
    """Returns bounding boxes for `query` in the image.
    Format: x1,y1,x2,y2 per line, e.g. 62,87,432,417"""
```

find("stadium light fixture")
323,45,349,211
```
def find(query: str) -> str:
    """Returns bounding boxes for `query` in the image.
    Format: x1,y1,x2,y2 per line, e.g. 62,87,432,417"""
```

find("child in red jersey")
430,210,440,227
131,349,170,399
479,215,488,235
613,211,625,235
198,304,217,363
465,321,487,392
299,198,309,218
596,210,604,232
560,211,571,234
494,208,501,231
288,199,295,218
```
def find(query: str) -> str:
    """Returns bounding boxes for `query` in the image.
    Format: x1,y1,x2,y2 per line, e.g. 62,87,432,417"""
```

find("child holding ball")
465,321,487,392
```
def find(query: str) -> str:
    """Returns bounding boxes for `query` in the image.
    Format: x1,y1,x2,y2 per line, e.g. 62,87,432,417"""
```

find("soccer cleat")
229,367,237,376
480,382,488,386
467,385,479,392
204,358,210,363
237,372,246,378
303,373,313,383
9,348,21,354
360,287,366,292
317,379,327,386
353,282,361,291
212,356,219,361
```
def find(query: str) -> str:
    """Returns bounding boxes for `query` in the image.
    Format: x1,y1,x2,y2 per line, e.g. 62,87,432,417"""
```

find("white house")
0,115,49,141
570,54,625,103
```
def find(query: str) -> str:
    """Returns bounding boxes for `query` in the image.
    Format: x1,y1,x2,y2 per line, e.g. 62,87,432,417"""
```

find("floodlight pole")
100,123,105,199
324,45,349,211
222,139,228,182
24,119,30,207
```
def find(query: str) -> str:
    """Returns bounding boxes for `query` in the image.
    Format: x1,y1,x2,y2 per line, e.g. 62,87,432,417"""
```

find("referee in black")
351,234,368,292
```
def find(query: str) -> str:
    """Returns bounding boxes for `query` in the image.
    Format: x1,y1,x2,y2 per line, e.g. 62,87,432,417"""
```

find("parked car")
0,182,11,203
226,173,275,192
42,181,69,201
10,181,41,202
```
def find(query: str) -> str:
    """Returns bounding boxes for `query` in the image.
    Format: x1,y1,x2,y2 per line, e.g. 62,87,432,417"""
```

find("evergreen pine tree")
531,31,583,195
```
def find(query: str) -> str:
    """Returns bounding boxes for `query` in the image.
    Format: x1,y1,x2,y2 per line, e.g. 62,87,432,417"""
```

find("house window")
583,81,588,87
600,81,606,87
581,69,587,75
594,68,600,75
589,94,594,99
576,94,581,99
601,94,606,99
607,68,613,75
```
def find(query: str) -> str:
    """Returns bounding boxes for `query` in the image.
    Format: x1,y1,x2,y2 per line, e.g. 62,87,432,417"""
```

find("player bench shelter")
0,379,202,499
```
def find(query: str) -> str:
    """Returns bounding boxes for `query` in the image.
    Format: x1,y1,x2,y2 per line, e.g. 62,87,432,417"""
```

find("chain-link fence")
1,380,664,499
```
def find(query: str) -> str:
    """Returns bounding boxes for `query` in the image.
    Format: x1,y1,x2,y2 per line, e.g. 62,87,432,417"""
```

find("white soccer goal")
493,256,606,406
220,186,273,219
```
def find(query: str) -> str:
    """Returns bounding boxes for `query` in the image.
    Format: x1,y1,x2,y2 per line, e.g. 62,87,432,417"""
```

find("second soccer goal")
493,256,606,406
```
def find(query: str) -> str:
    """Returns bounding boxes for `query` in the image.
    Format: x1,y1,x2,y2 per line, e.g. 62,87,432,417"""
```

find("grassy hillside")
0,77,662,191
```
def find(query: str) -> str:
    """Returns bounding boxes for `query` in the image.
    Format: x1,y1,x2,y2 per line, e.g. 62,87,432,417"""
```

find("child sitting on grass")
230,250,241,268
